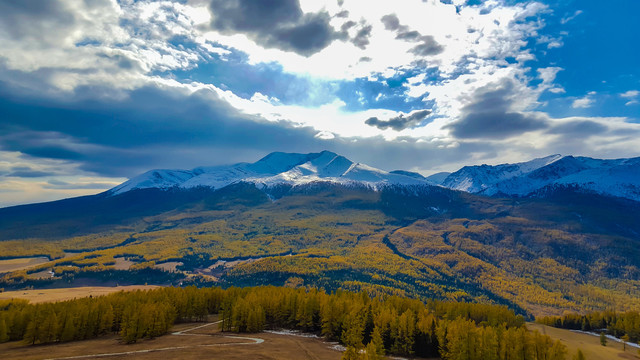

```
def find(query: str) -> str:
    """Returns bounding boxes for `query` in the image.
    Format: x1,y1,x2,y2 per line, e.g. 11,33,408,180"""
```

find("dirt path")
44,321,264,360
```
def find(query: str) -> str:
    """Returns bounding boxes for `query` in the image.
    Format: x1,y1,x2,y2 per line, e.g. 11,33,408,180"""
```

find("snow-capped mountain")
441,155,640,201
109,151,433,196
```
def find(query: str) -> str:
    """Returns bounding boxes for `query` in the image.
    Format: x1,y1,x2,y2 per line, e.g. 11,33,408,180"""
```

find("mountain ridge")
109,150,434,196
441,154,640,202
108,151,640,203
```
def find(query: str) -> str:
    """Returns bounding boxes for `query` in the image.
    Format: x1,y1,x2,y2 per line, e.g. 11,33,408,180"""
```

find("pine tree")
0,315,8,343
60,313,77,342
622,334,630,351
572,349,585,360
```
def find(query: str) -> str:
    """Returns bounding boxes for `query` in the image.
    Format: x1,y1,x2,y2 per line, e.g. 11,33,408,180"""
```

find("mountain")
441,155,640,202
425,171,451,184
110,150,432,196
2,150,640,318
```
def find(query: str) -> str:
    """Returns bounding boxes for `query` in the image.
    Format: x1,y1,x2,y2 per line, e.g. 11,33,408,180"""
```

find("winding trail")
45,320,265,360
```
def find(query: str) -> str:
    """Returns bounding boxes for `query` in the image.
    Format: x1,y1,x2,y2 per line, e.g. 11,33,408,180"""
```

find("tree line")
538,310,640,343
0,286,567,359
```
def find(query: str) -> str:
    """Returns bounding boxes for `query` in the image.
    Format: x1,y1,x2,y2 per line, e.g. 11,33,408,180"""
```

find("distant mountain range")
109,151,640,203
437,154,640,202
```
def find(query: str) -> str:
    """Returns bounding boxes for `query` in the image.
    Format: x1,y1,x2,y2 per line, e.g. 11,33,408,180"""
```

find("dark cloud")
208,0,339,56
341,20,356,32
547,120,608,136
365,109,431,131
6,170,55,178
352,24,372,49
6,166,55,178
0,78,338,177
381,14,401,31
445,81,549,139
0,0,75,45
380,13,444,56
396,31,421,41
410,36,444,56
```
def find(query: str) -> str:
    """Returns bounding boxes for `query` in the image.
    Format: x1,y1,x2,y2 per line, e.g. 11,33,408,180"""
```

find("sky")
0,0,639,207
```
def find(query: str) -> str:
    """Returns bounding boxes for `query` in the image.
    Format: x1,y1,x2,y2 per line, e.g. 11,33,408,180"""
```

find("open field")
0,317,345,360
528,323,640,360
0,285,161,303
0,257,50,273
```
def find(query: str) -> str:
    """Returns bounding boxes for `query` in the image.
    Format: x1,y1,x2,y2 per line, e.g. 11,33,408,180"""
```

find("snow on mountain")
109,151,433,196
423,172,450,185
441,155,563,193
442,155,640,202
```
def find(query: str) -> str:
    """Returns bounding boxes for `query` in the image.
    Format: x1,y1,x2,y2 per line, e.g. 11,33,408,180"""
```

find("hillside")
1,173,639,317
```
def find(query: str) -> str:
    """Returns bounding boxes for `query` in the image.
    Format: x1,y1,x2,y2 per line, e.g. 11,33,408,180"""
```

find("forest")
0,285,569,360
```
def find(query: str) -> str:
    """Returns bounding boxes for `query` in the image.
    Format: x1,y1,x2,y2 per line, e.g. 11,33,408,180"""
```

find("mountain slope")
2,151,640,318
442,155,640,202
110,151,432,196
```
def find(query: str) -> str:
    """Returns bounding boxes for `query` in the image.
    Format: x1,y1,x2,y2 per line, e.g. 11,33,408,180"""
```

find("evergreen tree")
600,332,607,346
572,349,585,360
0,315,8,343
60,313,77,342
622,334,630,351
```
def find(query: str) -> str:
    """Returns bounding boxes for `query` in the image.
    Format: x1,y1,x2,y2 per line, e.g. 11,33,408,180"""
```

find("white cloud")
572,92,596,108
561,10,583,24
621,90,639,98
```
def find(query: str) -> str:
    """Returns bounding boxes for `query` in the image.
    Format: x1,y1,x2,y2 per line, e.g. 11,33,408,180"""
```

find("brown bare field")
154,261,182,272
0,318,344,360
112,257,135,270
0,257,50,273
528,323,640,360
0,285,160,303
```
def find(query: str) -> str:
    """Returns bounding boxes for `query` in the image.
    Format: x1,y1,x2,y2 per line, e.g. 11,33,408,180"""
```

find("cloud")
409,36,444,56
0,0,75,45
43,179,115,190
572,92,596,108
0,79,339,177
380,13,443,57
365,109,431,131
6,170,55,178
351,24,372,49
621,90,639,105
380,14,401,31
560,10,583,24
445,80,549,139
207,0,339,56
547,120,608,136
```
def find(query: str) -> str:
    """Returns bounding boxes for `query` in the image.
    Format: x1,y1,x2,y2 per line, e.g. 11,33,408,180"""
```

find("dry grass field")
0,257,50,273
528,323,640,360
0,285,161,303
0,317,344,360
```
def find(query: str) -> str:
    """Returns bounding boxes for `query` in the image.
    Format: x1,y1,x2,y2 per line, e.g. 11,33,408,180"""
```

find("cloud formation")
365,110,431,131
380,13,443,56
208,0,339,56
445,81,549,139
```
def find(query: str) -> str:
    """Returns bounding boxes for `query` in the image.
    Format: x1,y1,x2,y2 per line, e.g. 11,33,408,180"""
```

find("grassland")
0,315,345,360
0,285,160,303
0,257,50,273
528,323,640,360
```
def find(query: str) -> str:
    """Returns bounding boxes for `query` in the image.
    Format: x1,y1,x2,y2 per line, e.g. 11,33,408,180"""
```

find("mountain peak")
108,151,430,196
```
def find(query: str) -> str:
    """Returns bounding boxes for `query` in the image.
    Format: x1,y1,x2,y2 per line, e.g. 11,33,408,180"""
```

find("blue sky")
0,0,638,206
